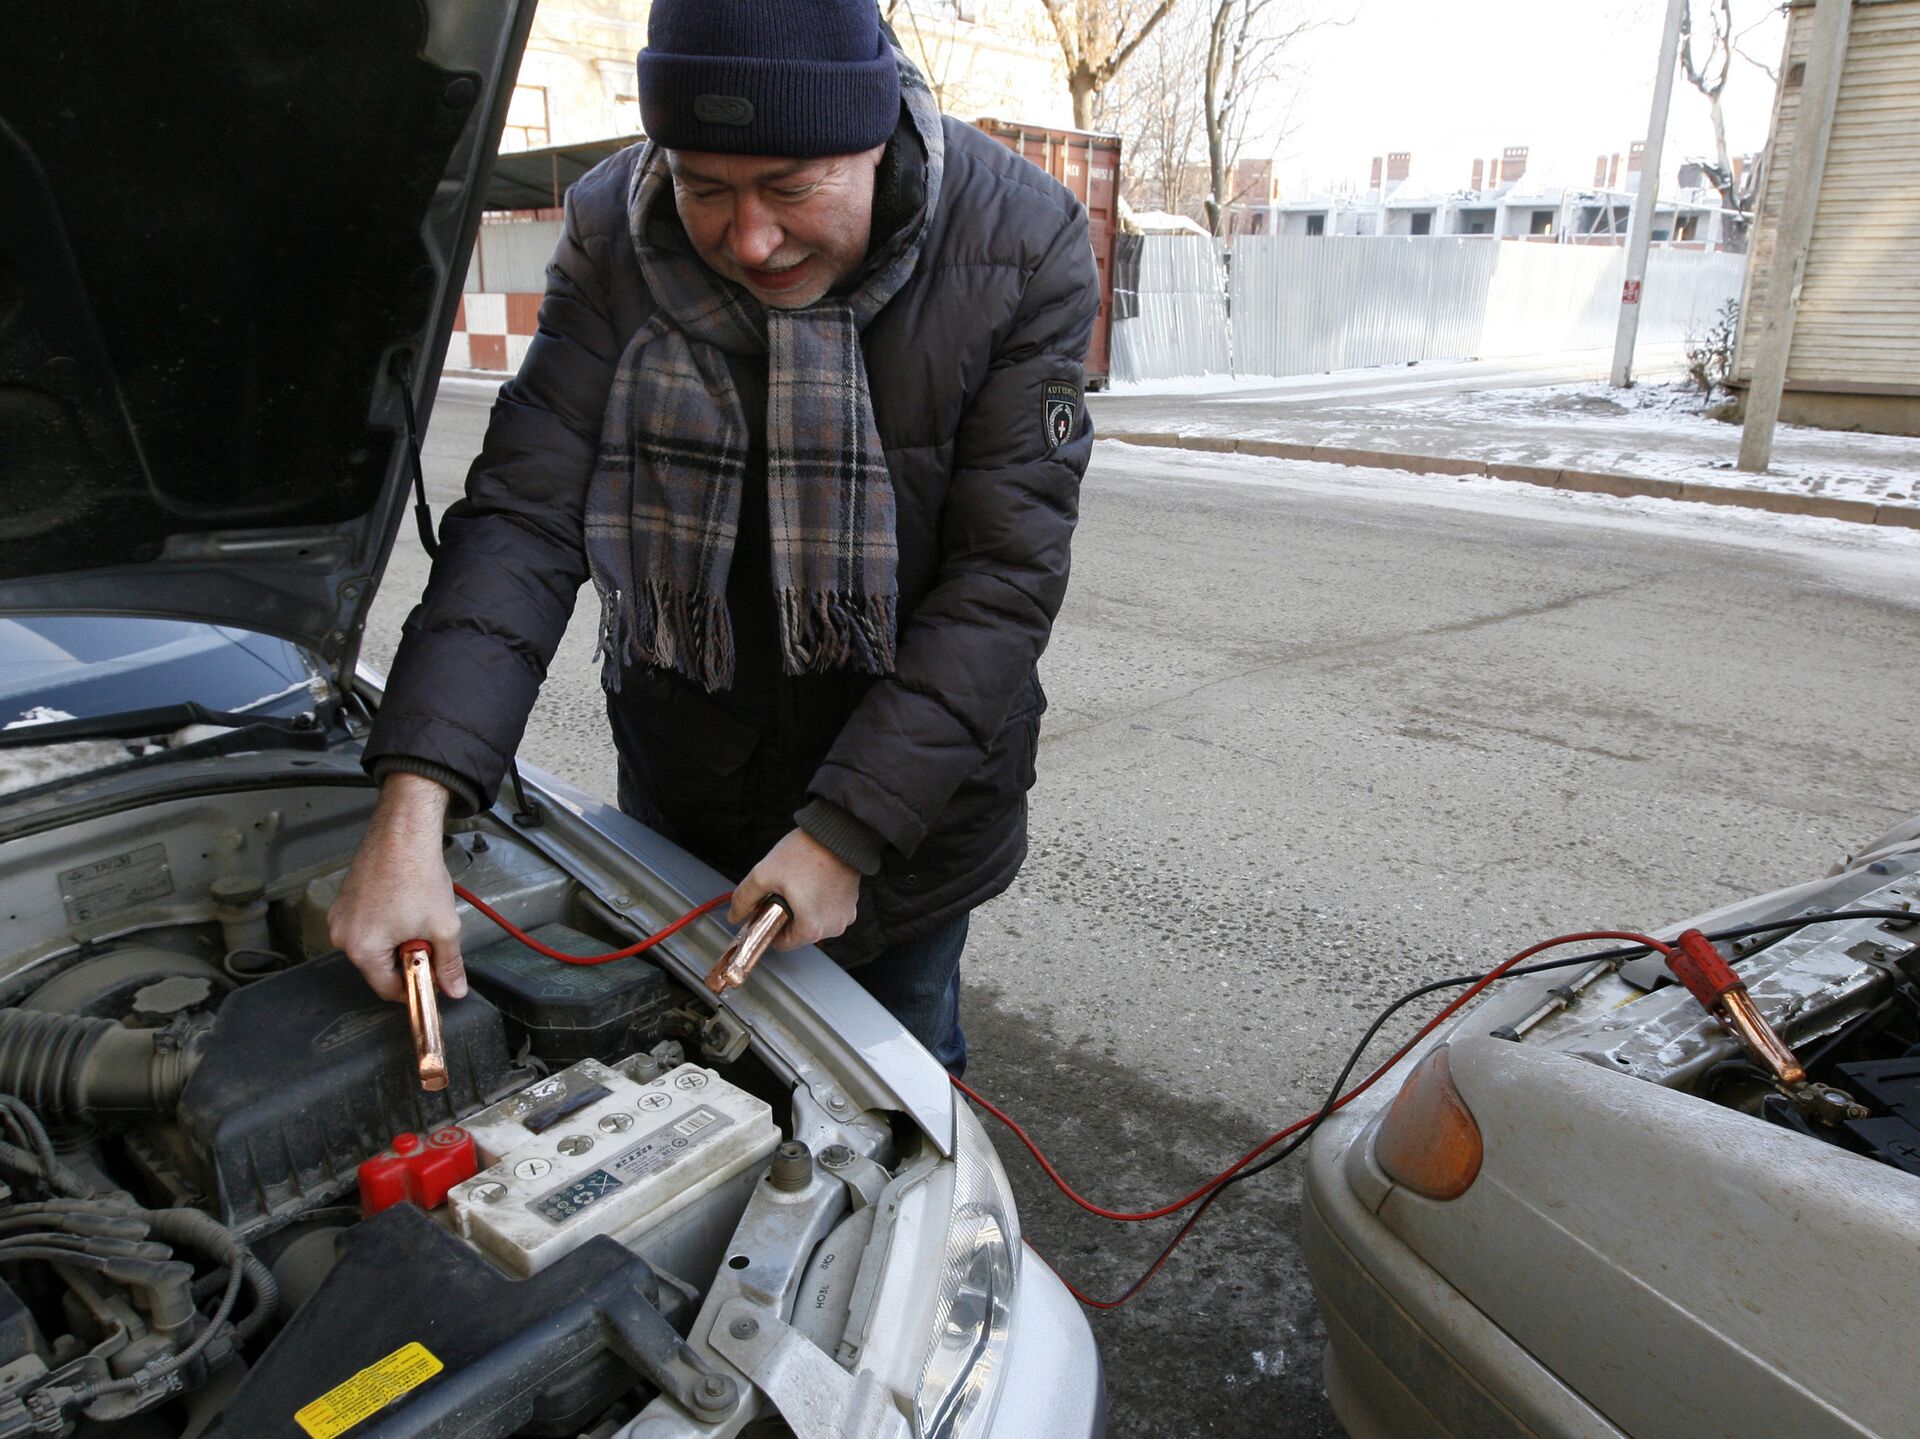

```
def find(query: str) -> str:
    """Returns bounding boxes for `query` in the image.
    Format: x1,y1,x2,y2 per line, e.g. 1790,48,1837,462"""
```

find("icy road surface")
370,381,1920,1438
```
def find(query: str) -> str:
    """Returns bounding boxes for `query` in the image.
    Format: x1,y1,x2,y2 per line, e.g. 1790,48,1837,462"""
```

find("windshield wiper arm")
0,702,324,750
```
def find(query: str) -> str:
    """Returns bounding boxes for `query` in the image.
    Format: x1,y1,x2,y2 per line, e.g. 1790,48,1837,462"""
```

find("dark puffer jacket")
365,117,1098,964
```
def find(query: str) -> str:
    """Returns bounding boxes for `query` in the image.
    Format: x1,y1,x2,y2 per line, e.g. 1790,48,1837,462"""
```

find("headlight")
912,1102,1020,1439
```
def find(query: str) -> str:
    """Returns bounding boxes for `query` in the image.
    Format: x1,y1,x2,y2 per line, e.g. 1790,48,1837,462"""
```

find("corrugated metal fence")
1111,235,1747,383
1110,234,1232,380
465,220,561,294
460,223,1746,388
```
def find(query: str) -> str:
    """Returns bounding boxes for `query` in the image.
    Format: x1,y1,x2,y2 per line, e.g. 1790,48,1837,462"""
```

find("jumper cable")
433,881,1901,1310
400,885,736,1094
435,890,1681,1306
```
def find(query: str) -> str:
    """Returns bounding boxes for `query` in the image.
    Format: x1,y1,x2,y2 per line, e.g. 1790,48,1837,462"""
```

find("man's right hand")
328,772,468,1002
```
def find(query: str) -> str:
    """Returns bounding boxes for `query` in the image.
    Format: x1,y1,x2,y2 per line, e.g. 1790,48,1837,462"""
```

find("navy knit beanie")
637,1,902,158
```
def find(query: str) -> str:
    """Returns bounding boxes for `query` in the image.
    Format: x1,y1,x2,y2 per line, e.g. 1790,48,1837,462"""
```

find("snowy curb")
1101,431,1920,530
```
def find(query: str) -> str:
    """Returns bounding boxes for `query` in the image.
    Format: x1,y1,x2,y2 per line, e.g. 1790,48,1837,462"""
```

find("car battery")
462,923,677,1065
447,1057,778,1276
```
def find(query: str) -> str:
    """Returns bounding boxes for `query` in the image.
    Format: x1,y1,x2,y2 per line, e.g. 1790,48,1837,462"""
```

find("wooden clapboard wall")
1735,0,1920,398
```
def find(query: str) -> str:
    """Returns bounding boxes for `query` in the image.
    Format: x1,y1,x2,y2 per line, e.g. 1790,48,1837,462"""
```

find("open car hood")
0,0,538,682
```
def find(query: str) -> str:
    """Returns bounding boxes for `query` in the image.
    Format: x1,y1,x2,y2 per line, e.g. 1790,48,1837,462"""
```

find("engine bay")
1510,855,1920,1178
0,778,912,1438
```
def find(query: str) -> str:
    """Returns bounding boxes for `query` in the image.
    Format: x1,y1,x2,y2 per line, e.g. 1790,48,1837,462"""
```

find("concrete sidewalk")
1099,429,1920,528
1090,362,1920,529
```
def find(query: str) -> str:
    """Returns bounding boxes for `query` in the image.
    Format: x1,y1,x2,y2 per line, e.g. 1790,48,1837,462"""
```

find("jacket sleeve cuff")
795,798,887,876
369,756,485,821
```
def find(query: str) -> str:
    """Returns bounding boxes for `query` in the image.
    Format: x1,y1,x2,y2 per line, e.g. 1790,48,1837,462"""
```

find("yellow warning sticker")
294,1341,443,1439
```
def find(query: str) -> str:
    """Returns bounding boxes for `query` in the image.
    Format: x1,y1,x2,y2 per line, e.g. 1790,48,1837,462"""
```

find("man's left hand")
731,828,860,950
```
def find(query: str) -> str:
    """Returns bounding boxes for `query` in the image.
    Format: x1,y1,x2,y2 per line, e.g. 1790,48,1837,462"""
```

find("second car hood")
0,0,536,682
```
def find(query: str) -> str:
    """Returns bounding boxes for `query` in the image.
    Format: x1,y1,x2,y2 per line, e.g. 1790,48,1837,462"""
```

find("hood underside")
0,0,536,678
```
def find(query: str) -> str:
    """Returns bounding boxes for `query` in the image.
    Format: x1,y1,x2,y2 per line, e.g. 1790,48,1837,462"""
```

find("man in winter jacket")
329,0,1098,1075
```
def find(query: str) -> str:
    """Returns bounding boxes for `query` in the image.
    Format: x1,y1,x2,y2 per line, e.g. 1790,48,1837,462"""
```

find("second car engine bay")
1493,847,1920,1178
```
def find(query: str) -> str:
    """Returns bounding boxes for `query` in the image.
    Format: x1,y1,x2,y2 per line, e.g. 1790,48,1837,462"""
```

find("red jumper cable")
442,887,1689,1309
450,882,733,962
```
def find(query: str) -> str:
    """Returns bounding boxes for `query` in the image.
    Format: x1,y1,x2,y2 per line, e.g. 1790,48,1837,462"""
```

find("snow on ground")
1103,369,1920,508
1377,381,1920,504
1097,439,1920,581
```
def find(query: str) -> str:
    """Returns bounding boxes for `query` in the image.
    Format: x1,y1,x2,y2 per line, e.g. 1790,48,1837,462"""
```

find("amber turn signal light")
1374,1045,1483,1200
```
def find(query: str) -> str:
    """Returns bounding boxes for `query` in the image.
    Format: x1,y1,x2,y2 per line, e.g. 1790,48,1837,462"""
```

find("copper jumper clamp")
705,896,792,996
1667,929,1806,1086
400,939,449,1093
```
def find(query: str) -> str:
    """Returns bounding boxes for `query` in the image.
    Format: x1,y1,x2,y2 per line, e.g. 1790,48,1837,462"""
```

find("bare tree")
1731,7,1781,85
884,1,970,110
1036,0,1180,128
882,0,974,20
1199,0,1318,234
1679,0,1745,231
1098,0,1208,214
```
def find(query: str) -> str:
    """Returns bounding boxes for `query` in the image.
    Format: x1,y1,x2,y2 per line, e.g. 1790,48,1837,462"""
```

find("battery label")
531,1168,624,1224
527,1105,732,1226
294,1341,443,1438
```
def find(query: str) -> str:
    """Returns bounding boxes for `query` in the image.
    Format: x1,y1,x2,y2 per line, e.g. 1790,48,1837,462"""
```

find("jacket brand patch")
1043,380,1080,454
694,94,755,127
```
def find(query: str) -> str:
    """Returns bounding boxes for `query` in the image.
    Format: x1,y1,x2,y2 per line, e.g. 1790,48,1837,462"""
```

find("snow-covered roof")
1127,209,1211,237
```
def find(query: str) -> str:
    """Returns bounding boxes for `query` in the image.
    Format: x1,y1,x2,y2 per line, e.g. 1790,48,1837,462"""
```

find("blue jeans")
853,915,970,1077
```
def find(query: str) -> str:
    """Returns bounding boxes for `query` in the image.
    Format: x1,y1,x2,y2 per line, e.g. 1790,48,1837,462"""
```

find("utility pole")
1611,0,1688,388
1738,0,1852,473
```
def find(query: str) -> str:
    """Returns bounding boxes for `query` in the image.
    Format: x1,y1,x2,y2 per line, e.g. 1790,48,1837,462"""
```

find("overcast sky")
1257,0,1788,195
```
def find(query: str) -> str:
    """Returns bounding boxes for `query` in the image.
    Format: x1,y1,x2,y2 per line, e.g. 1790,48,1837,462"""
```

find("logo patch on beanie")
694,94,755,127
1043,381,1080,454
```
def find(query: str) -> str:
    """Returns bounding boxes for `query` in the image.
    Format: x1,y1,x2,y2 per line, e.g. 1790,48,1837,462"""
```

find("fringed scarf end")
634,579,737,692
778,589,898,676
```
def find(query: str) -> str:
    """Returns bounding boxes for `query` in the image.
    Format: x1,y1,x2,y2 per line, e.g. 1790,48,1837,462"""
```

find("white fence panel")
1110,236,1232,382
1476,243,1623,356
467,219,563,294
1220,238,1745,379
1229,237,1503,375
1642,248,1748,338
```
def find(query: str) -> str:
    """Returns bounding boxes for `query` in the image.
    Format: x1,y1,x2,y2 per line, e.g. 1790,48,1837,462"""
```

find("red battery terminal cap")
358,1126,478,1216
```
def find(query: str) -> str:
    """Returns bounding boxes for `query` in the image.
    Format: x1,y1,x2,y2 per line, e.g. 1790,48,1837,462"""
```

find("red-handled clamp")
1668,929,1805,1086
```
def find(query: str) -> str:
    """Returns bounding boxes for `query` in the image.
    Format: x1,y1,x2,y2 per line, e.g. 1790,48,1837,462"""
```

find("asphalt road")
370,378,1920,1438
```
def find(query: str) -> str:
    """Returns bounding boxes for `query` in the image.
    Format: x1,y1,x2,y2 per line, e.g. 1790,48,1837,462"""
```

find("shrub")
1685,298,1740,397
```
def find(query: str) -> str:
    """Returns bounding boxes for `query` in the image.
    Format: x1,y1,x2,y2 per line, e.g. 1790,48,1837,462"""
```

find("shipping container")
971,118,1121,388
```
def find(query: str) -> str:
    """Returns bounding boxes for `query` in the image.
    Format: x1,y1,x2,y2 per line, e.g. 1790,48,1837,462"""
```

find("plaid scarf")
588,53,945,693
